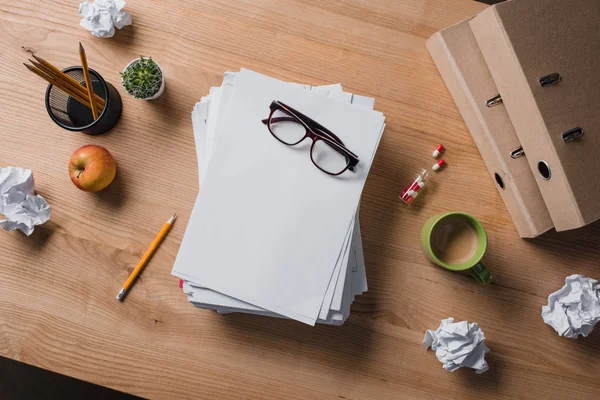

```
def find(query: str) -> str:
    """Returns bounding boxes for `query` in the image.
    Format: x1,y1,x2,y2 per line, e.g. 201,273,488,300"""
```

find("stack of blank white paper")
172,69,385,325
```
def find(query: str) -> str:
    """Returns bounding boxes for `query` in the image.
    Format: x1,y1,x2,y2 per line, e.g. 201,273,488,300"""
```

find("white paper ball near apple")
69,145,117,192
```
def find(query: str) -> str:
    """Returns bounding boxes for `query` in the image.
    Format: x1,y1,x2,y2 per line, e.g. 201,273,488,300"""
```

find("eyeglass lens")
269,109,306,145
269,107,350,174
311,139,349,174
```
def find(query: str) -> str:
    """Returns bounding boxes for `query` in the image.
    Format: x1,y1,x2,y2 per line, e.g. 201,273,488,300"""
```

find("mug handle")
469,262,492,285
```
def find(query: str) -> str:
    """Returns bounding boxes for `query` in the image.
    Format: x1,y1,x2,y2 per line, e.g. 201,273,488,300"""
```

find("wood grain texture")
0,0,599,399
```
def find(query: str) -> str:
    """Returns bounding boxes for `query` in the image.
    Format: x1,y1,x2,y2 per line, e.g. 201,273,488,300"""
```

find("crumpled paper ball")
79,0,132,38
541,274,600,339
424,317,490,374
0,167,51,236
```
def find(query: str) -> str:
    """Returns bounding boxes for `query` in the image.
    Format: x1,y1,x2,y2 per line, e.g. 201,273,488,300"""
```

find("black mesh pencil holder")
45,66,122,135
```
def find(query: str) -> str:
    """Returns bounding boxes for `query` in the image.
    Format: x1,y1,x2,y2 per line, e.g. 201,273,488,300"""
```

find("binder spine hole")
538,161,552,180
494,172,504,190
494,173,505,190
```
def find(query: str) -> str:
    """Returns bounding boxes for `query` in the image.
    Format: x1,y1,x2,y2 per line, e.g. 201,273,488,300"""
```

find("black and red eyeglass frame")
261,100,360,176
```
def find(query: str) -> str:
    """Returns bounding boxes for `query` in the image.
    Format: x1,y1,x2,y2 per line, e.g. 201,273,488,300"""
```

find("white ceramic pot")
122,58,165,100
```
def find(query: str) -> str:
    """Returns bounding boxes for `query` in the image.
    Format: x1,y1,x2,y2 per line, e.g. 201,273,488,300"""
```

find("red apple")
69,145,117,192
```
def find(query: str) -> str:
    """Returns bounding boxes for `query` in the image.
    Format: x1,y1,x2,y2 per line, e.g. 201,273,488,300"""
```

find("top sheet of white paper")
185,75,369,324
172,69,384,324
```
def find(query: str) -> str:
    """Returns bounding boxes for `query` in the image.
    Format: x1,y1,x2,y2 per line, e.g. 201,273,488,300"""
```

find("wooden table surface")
1,0,599,398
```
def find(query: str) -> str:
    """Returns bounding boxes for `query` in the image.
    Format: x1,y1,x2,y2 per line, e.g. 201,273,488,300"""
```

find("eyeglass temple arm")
262,117,349,146
262,116,342,144
262,116,303,124
262,115,345,148
261,117,359,161
305,119,344,145
279,104,346,146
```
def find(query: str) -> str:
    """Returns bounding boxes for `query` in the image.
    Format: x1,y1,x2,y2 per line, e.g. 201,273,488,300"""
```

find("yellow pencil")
79,42,99,120
117,214,177,300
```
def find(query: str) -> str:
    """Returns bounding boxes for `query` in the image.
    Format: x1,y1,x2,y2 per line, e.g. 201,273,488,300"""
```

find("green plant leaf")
121,56,163,99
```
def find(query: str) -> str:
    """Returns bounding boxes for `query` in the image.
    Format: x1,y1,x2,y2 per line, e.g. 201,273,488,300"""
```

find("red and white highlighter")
399,169,429,205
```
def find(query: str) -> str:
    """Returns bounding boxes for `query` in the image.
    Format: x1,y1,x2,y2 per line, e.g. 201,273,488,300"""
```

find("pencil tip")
167,213,177,224
79,42,84,51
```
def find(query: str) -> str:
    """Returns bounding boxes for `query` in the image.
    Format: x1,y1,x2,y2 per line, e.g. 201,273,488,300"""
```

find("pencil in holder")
45,67,122,135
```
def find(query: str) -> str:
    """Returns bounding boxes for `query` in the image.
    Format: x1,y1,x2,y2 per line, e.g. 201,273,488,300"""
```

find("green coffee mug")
420,212,492,285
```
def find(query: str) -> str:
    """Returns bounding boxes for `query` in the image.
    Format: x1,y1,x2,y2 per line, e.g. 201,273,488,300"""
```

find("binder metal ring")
539,73,562,87
486,94,503,107
510,147,525,159
562,127,583,143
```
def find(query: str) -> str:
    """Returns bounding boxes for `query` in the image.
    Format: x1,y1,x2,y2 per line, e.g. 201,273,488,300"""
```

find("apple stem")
77,171,83,179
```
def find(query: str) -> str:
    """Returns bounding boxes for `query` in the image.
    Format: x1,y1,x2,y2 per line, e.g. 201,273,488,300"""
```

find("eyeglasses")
261,100,359,176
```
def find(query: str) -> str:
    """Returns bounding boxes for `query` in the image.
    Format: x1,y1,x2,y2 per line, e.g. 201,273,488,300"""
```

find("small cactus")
121,56,163,99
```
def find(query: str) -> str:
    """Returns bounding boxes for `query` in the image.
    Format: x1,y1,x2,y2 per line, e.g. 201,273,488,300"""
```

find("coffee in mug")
430,214,479,265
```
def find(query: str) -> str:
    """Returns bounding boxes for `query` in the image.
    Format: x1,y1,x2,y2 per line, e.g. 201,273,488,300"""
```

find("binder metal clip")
510,147,525,159
562,127,583,143
539,73,562,87
486,94,503,107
